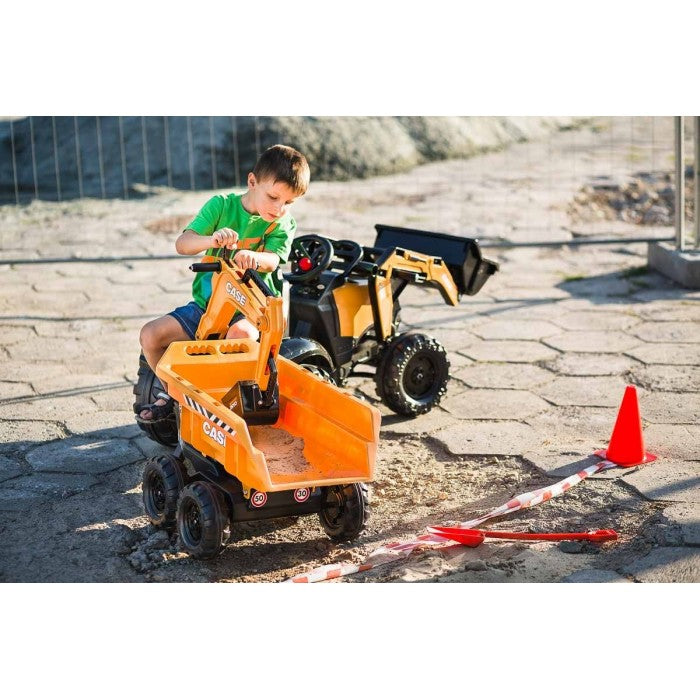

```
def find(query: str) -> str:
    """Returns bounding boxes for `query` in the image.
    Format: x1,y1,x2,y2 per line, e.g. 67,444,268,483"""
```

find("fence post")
695,116,700,249
674,116,685,251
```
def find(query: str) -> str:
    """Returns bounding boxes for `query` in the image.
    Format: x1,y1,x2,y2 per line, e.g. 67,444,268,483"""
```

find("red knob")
299,256,313,271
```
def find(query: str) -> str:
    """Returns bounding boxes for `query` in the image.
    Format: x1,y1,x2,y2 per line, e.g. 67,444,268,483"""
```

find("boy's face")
247,174,300,222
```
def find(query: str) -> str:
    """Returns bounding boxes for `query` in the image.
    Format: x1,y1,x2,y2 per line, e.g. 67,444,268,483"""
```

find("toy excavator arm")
372,247,460,341
190,255,284,393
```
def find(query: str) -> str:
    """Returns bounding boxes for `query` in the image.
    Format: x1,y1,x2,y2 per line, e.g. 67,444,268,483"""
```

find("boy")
136,144,310,422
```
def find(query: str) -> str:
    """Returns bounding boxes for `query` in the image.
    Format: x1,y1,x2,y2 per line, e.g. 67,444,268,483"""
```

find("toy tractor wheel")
376,332,450,416
319,483,370,542
133,353,178,446
142,454,187,531
176,482,231,560
298,360,337,385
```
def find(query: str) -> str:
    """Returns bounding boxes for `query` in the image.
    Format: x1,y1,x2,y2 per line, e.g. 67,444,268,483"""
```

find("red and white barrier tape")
287,459,617,583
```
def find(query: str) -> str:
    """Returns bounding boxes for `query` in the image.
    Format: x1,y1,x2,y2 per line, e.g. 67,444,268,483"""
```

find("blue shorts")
168,301,205,340
168,301,244,340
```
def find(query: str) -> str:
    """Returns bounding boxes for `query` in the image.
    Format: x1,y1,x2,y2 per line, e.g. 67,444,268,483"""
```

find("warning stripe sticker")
183,395,236,437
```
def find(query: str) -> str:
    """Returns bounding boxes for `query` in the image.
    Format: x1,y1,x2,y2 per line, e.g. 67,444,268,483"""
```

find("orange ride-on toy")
140,250,381,559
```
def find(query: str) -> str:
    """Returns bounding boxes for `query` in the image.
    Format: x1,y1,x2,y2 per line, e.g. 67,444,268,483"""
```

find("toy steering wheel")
287,235,334,283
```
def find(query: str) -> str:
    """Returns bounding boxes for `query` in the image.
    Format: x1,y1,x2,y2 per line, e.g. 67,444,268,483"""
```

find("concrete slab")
559,276,633,297
552,310,642,331
0,360,67,383
543,353,641,377
526,405,617,453
470,319,561,340
6,337,98,363
63,411,142,439
461,340,559,363
446,351,474,370
0,489,47,512
662,503,700,545
626,342,700,365
90,385,136,412
632,321,700,344
432,420,540,456
490,286,571,302
441,388,550,420
4,472,99,496
644,424,700,462
0,325,36,345
0,382,34,400
544,331,640,353
622,546,700,582
640,392,700,424
0,454,25,483
636,300,700,322
647,241,700,289
0,396,96,422
32,318,124,338
26,436,143,474
0,420,66,450
452,362,554,389
522,452,616,478
133,435,170,460
622,460,700,504
560,569,630,583
537,376,630,407
628,364,700,392
380,407,460,436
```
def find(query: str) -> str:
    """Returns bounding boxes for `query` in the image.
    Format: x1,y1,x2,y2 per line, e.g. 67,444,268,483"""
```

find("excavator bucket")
156,338,380,494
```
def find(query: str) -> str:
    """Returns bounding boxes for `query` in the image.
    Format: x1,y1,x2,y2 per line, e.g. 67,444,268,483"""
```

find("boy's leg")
226,317,259,340
140,314,189,372
138,315,189,420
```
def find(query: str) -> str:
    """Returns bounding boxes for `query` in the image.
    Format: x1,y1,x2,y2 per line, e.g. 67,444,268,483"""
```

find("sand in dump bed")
247,426,310,475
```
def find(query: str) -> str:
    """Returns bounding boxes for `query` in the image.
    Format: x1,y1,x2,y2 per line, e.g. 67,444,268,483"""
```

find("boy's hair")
253,144,310,196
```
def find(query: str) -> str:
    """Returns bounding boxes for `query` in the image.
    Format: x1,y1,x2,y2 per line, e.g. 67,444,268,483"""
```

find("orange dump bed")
156,339,381,493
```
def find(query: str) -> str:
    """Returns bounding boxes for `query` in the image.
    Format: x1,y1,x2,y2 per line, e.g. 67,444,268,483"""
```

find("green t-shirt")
185,193,295,309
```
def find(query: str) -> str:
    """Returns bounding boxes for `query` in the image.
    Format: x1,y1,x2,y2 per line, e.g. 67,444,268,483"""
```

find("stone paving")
0,118,698,582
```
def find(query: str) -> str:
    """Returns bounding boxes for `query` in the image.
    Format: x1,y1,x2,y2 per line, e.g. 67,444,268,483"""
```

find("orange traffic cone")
594,385,656,467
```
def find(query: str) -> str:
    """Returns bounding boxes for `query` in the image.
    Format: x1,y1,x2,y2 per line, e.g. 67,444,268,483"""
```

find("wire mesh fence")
0,116,697,248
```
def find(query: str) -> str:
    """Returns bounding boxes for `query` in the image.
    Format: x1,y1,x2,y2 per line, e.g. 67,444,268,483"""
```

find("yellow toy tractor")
283,225,498,414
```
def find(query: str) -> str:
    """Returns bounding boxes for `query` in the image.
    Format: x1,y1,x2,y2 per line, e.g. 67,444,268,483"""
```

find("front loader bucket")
374,224,499,296
156,339,380,493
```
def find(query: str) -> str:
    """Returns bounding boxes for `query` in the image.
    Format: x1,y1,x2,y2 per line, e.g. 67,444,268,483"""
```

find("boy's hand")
233,249,259,270
212,228,239,250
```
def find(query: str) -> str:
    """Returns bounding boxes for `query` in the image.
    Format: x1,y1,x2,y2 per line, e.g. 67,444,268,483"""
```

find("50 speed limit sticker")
294,487,310,503
250,491,267,508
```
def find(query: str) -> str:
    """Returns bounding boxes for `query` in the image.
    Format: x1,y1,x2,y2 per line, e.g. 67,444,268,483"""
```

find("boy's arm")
233,249,279,272
175,228,238,255
233,216,295,271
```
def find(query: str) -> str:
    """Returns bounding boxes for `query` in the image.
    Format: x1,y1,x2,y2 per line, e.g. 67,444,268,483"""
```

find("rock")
143,530,170,551
559,540,585,553
463,559,488,571
561,569,629,583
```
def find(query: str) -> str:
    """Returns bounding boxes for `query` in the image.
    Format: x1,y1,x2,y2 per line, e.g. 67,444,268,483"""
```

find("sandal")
135,391,175,424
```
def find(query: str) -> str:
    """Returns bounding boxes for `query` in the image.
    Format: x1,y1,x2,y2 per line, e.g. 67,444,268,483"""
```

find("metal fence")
1,116,698,249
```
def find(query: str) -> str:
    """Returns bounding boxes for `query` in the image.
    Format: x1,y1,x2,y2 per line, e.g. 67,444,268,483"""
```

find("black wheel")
298,360,337,385
319,483,370,542
133,353,178,446
176,482,231,560
142,454,186,531
376,332,450,416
